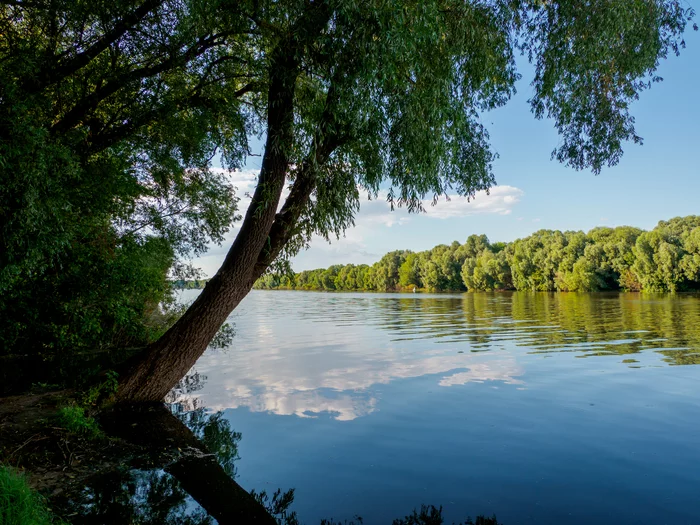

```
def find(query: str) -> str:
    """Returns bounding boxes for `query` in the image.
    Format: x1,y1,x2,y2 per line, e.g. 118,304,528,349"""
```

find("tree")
399,253,422,289
632,217,700,291
0,0,253,358
589,226,643,290
373,251,410,291
1,0,694,402
420,248,449,291
462,249,512,291
509,230,569,291
252,216,700,294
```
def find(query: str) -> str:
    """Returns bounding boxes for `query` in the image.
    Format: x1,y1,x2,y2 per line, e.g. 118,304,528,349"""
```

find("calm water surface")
174,290,700,524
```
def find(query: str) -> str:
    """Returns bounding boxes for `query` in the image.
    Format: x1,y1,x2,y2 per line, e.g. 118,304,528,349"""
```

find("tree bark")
114,46,300,403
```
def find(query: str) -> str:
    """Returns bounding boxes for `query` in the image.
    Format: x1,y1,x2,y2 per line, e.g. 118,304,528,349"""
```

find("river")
158,290,700,524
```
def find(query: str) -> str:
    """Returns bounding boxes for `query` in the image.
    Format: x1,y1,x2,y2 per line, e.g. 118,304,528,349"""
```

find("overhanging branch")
27,0,163,93
50,34,230,134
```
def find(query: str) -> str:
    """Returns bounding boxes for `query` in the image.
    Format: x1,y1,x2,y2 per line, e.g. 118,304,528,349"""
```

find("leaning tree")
0,0,694,401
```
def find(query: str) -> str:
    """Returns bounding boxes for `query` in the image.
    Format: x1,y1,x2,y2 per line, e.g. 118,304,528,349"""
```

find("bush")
56,405,102,439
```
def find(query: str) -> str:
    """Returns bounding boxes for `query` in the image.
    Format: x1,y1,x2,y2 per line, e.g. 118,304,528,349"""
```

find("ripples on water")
168,291,700,525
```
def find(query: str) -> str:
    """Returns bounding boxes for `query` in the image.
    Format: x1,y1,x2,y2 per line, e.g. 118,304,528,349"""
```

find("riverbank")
0,389,145,498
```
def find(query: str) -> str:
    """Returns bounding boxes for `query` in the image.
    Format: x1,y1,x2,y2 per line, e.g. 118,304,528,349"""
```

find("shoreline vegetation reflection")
3,293,698,525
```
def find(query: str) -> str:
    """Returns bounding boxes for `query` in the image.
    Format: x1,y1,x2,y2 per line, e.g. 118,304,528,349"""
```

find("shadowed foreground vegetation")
0,466,61,525
254,216,700,294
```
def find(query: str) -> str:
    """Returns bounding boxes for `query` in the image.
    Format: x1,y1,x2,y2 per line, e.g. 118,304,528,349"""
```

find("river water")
173,290,700,524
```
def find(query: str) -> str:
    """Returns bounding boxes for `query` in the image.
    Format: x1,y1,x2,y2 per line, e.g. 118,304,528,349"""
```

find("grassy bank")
0,466,60,525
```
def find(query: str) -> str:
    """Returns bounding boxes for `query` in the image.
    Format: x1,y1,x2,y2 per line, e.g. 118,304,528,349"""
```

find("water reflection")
57,400,277,524
57,393,491,525
175,291,700,422
293,292,700,360
59,468,213,525
60,292,700,525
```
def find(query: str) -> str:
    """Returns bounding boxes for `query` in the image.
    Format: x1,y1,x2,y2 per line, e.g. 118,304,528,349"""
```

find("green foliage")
81,371,120,407
255,216,700,293
509,230,567,291
373,252,411,291
0,0,244,362
632,217,700,292
0,229,178,361
399,253,421,288
56,405,102,439
462,249,512,292
0,466,59,525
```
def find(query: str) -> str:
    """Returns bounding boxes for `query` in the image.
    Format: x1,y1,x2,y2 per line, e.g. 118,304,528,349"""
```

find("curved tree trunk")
115,48,299,403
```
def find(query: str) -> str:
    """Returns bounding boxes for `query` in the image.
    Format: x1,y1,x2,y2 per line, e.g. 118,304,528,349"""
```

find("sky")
196,17,700,276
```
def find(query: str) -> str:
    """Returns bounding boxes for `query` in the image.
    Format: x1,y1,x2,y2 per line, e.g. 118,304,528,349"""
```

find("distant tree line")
172,279,210,290
254,216,700,293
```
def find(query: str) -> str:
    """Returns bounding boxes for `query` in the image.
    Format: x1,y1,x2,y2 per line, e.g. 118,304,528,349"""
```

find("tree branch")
85,96,200,154
28,0,163,93
252,67,351,276
123,204,190,237
252,131,346,276
50,34,227,134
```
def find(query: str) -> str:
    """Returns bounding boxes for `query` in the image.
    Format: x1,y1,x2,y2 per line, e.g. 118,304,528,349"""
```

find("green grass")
0,466,57,525
56,405,102,439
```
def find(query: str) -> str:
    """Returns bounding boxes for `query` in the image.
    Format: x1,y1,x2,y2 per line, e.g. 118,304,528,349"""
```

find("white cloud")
290,185,524,268
354,185,523,224
174,346,523,421
214,169,523,224
419,186,524,219
170,286,527,422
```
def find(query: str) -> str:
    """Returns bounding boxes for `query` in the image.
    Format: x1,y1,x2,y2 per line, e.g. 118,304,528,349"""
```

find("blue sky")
197,17,700,276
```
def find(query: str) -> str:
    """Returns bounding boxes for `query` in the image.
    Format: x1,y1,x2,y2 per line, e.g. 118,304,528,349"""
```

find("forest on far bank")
247,216,700,294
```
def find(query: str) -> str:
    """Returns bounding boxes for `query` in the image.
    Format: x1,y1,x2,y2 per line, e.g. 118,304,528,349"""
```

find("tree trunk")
114,48,299,404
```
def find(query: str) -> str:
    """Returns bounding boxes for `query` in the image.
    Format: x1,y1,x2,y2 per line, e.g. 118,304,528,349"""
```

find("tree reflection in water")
56,372,503,524
67,291,700,524
60,468,213,525
61,464,502,525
